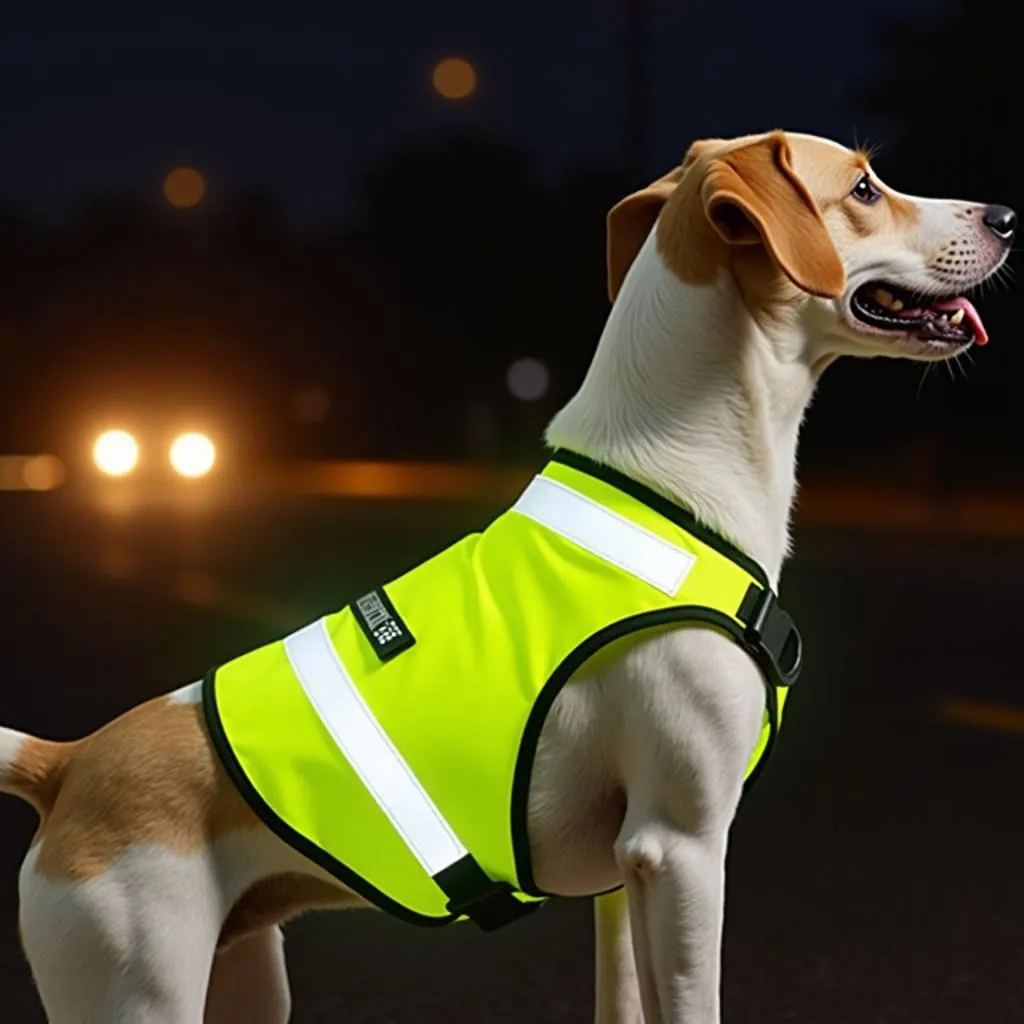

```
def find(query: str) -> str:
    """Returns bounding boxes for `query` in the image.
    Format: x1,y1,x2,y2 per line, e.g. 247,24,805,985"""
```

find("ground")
0,486,1021,1022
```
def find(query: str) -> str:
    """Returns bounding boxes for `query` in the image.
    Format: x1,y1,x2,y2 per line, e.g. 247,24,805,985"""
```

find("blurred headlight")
169,433,216,478
94,430,139,476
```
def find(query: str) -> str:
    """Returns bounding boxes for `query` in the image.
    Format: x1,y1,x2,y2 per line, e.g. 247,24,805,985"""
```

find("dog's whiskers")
916,362,935,398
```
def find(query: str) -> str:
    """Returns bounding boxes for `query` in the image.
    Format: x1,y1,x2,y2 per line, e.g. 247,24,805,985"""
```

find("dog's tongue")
933,296,989,346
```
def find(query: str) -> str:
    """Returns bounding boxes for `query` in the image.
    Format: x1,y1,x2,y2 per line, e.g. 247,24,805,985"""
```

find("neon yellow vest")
203,450,802,931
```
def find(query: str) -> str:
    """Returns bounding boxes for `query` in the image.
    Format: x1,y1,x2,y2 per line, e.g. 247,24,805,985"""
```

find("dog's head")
607,130,1015,361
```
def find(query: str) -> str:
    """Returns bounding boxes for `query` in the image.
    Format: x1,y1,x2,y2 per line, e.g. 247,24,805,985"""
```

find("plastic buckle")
740,584,803,687
446,881,538,932
434,855,540,932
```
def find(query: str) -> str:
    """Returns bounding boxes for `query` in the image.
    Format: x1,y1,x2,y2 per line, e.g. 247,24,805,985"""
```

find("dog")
0,130,1014,1024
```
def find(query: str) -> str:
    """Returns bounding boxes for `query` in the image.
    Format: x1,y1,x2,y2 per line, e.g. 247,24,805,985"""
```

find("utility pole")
624,0,651,182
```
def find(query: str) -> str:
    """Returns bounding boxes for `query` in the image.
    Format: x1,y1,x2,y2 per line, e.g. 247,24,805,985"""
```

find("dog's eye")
851,175,882,205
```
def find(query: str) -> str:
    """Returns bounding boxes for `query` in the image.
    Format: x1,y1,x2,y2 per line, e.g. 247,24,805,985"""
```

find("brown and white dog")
0,130,1015,1024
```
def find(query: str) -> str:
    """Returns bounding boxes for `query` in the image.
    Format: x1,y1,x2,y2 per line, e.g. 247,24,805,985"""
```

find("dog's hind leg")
594,888,644,1024
19,844,224,1024
204,927,291,1024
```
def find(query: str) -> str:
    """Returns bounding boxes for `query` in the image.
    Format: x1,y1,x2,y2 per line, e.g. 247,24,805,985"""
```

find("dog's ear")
700,132,846,299
606,166,684,302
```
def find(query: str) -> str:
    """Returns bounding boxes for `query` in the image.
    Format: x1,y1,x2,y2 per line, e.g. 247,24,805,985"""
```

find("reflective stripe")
512,475,696,596
284,618,467,877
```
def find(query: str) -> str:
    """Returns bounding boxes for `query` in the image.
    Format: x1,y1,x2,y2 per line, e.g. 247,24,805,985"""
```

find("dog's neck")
547,232,821,585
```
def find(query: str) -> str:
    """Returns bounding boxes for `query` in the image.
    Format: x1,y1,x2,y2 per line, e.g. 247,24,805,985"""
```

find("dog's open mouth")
850,282,988,347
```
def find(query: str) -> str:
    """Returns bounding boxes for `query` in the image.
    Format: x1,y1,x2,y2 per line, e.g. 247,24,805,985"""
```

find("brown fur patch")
728,247,803,318
787,137,869,212
9,737,71,816
219,873,357,950
788,135,919,237
886,190,919,228
699,134,846,298
839,204,875,239
851,150,872,174
605,166,685,300
604,137,779,299
611,132,930,318
654,160,731,288
32,698,260,881
635,133,845,302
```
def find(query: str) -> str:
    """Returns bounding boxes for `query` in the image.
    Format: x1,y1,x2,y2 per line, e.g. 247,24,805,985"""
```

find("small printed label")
352,588,416,662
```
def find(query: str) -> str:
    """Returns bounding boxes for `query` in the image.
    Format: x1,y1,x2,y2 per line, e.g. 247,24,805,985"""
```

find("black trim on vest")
510,605,783,899
201,669,457,929
549,449,770,588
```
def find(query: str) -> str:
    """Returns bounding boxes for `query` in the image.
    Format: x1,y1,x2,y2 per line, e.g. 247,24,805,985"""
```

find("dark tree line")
1,0,1020,487
0,132,623,465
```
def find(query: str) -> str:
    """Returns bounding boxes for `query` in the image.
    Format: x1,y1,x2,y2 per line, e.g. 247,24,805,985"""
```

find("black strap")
737,583,803,688
433,855,540,932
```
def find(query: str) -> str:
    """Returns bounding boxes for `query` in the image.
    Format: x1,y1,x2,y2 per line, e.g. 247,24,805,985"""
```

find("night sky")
1,0,942,225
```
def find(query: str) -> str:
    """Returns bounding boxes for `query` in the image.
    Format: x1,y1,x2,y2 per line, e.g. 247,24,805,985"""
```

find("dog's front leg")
594,887,644,1024
616,820,728,1024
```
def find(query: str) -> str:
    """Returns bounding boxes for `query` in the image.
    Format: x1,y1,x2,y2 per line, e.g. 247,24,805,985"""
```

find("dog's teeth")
949,308,965,326
890,299,904,312
874,288,894,308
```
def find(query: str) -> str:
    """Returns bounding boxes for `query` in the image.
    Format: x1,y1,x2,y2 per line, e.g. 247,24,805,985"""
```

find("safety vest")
203,450,802,932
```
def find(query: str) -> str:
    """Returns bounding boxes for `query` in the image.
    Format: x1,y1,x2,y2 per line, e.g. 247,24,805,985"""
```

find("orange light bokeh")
0,454,65,492
432,57,477,100
163,166,207,208
22,454,65,491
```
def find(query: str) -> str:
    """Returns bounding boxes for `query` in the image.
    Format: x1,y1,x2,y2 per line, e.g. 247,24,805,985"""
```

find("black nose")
982,204,1017,242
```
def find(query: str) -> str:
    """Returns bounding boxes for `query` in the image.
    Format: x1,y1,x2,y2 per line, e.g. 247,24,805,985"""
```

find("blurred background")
1,2,1022,1021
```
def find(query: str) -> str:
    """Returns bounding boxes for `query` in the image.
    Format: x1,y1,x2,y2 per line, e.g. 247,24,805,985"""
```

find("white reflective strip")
512,475,696,596
284,618,467,877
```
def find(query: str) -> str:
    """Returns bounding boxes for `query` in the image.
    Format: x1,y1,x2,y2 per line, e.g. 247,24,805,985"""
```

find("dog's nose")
982,204,1017,242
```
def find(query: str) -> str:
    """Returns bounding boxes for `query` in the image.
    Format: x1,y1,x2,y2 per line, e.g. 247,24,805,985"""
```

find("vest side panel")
207,472,787,922
211,626,455,921
536,466,788,785
348,512,687,897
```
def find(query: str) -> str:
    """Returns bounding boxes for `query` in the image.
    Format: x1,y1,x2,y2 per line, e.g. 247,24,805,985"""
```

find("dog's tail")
0,727,68,814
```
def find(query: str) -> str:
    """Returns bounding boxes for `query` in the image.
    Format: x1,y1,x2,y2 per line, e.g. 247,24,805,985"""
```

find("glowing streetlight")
94,430,140,476
169,433,216,477
163,166,206,208
432,57,477,100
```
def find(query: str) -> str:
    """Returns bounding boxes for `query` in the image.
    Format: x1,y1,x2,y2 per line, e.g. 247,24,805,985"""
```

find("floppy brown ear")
606,167,683,302
700,132,845,298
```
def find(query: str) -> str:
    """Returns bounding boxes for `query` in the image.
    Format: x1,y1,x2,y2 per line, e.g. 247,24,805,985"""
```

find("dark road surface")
1,484,1022,1022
